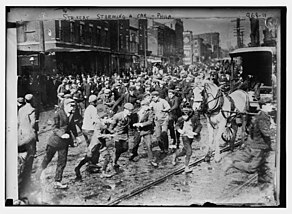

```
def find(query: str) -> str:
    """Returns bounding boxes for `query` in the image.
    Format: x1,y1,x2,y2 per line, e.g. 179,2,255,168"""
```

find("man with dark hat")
166,89,182,150
112,82,126,101
107,103,134,171
36,98,78,189
112,86,138,113
83,77,94,108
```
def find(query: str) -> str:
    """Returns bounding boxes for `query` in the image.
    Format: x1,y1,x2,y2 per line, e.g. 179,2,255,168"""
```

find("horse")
193,80,250,162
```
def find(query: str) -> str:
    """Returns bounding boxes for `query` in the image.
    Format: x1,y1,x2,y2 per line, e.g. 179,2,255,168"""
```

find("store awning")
46,46,111,53
45,47,92,53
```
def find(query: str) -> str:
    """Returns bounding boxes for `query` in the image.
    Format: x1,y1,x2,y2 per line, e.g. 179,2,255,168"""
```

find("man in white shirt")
150,91,171,154
82,94,98,146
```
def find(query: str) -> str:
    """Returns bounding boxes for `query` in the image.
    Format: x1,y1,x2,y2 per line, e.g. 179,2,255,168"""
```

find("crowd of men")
16,61,275,204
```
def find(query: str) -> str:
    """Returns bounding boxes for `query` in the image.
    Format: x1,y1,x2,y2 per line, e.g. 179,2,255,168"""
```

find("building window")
96,26,101,46
57,20,63,41
89,26,93,45
119,34,124,50
104,29,108,47
79,23,85,43
139,35,143,50
125,35,129,51
69,22,75,43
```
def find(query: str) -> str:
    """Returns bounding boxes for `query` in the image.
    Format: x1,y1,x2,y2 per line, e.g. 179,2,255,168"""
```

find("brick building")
183,31,222,63
147,19,183,65
196,32,221,59
16,18,183,76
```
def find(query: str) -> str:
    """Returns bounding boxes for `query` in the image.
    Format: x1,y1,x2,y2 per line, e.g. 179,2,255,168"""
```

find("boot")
184,166,193,174
129,153,138,161
172,153,178,166
74,167,82,180
53,182,68,189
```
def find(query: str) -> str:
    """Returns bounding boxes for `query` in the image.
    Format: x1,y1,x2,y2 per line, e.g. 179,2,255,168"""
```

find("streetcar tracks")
107,142,242,205
217,174,258,204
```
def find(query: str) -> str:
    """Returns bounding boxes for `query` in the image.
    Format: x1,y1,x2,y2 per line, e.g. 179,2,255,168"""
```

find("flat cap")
151,91,159,96
24,94,33,101
64,98,76,106
17,97,25,104
143,92,151,98
124,103,134,110
64,94,72,99
89,94,97,103
141,99,150,106
104,89,111,94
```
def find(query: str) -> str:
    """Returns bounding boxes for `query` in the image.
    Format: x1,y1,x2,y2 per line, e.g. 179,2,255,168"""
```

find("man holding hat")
107,103,134,171
18,94,37,199
36,98,78,189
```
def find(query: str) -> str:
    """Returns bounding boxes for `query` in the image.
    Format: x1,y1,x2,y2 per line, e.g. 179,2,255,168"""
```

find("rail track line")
217,174,258,204
107,142,242,206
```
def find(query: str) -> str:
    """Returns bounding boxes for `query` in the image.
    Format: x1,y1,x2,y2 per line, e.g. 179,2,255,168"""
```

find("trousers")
154,119,169,151
132,131,154,161
40,144,68,182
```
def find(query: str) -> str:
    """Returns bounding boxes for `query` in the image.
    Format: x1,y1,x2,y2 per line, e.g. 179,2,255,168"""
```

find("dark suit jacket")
84,83,93,98
48,108,78,149
137,108,155,136
166,96,182,121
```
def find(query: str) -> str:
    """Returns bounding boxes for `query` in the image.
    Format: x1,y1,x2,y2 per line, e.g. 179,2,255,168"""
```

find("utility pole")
249,17,260,47
39,20,45,73
144,24,147,70
231,18,245,48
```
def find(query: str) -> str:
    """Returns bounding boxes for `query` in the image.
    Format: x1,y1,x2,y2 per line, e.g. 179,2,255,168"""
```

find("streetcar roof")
229,47,276,57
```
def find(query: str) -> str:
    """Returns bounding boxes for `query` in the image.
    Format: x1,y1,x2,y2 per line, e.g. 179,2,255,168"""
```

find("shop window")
89,26,93,45
96,26,101,46
119,34,124,49
126,35,129,51
104,29,108,47
79,23,85,43
69,21,75,43
57,20,63,41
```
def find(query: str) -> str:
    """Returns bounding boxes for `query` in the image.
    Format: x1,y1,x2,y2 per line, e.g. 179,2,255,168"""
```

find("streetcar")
229,47,276,108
